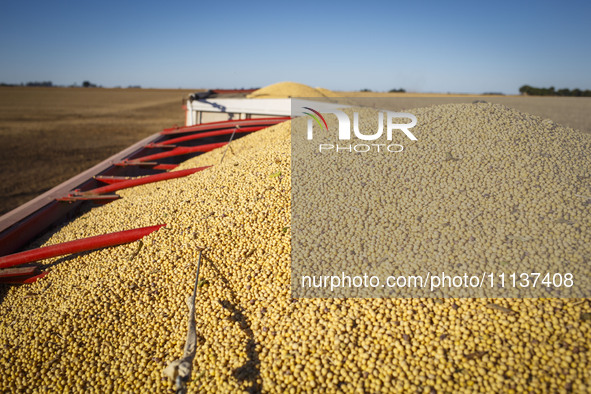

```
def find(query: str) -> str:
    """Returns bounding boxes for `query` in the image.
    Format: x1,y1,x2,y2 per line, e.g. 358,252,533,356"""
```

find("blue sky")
1,0,590,94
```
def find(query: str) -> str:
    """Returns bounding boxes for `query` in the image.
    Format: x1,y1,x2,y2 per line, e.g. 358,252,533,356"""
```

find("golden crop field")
0,87,195,215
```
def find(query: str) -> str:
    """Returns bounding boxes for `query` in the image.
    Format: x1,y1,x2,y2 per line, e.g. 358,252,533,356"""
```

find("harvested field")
0,102,590,392
248,82,591,134
0,87,195,215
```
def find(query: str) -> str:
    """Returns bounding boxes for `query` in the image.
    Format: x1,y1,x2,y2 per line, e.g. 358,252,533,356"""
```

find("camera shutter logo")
304,108,417,141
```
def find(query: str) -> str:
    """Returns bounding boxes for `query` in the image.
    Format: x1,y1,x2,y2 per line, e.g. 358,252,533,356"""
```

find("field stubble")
0,87,195,215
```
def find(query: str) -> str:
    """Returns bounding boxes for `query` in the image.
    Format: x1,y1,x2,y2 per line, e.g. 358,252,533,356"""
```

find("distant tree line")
27,81,53,87
358,88,407,93
0,81,144,89
519,85,591,97
0,81,53,87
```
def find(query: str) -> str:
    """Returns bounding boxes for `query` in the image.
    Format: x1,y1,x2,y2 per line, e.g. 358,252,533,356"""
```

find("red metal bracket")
126,142,227,163
0,224,165,269
56,194,121,203
114,161,179,170
94,176,134,184
144,143,177,149
149,126,264,148
80,167,211,196
161,117,290,135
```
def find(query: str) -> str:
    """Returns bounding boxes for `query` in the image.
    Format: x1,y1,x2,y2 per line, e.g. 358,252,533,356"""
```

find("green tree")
519,85,532,95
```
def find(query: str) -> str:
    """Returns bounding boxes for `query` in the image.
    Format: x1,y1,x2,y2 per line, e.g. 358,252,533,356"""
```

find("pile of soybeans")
247,82,339,99
0,103,590,393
